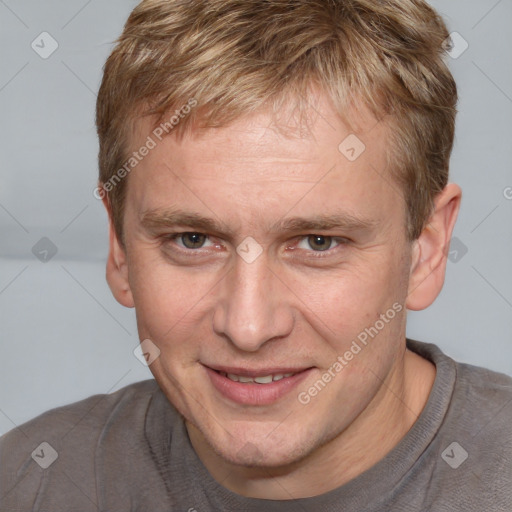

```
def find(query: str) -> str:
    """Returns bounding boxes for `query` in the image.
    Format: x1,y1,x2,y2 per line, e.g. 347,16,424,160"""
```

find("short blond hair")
96,0,457,243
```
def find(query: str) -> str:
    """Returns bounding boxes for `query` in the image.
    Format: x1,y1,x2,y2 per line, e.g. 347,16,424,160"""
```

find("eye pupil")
308,235,331,251
182,232,206,249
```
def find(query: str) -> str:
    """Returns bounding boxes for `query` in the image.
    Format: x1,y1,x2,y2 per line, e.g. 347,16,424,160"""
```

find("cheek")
127,249,209,340
288,253,409,363
299,257,404,323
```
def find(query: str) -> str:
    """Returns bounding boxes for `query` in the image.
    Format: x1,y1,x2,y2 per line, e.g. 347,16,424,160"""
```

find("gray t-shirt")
1,339,511,511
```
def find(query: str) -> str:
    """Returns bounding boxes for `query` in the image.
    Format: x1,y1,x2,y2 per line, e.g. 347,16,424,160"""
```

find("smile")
220,372,296,383
205,366,313,405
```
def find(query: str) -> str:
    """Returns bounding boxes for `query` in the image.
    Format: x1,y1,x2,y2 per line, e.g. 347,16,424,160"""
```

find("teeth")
254,375,273,384
223,371,297,383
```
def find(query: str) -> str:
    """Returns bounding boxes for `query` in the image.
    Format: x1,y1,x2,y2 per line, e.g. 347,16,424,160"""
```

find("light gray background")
0,0,511,434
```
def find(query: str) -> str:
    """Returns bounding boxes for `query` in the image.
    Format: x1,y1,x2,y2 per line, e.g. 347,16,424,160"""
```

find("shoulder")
450,349,512,410
0,378,160,445
441,359,512,508
0,379,160,506
426,341,512,474
415,338,512,431
451,358,512,436
406,340,512,508
409,338,512,460
408,338,512,412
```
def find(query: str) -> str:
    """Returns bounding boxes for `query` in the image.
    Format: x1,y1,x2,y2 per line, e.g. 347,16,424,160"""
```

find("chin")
204,420,321,469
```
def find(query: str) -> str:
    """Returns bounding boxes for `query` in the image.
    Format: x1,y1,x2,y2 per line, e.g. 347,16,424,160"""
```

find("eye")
174,232,213,249
297,235,341,252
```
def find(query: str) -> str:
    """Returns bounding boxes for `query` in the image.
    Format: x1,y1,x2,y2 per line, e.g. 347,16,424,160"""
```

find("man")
1,0,511,510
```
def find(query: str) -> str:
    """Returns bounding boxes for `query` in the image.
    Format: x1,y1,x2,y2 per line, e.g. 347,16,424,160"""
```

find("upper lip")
204,364,312,377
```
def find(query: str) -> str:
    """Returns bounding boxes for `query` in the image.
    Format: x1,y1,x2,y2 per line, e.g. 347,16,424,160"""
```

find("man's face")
120,94,414,468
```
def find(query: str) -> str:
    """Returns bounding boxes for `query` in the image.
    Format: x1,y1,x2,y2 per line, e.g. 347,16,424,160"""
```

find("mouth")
217,370,298,384
204,365,313,405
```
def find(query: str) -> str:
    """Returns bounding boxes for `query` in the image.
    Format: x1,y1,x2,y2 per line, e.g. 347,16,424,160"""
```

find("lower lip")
205,366,313,406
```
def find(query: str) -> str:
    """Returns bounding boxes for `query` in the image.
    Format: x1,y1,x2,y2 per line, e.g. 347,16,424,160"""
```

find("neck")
187,346,436,499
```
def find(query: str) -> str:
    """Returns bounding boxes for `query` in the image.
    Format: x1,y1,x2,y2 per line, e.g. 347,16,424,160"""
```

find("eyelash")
162,232,350,258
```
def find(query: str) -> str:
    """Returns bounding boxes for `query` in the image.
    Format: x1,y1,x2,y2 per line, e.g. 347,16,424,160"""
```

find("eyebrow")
139,208,376,236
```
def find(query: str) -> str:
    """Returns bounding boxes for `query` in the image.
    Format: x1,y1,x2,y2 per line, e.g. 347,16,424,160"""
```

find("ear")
406,183,462,311
101,192,135,308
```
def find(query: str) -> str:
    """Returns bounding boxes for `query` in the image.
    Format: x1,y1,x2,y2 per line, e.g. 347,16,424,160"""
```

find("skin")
102,92,461,499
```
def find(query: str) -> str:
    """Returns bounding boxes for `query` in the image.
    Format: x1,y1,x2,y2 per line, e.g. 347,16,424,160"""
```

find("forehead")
129,94,386,171
123,93,401,234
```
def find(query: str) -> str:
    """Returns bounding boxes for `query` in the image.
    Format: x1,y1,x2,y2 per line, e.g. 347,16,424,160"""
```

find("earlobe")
101,193,135,309
406,183,462,311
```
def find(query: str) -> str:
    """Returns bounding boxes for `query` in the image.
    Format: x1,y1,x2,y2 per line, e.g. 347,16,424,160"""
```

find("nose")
212,252,294,352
